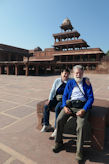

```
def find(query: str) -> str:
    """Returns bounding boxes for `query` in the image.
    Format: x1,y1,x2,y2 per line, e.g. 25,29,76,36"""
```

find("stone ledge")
36,98,109,150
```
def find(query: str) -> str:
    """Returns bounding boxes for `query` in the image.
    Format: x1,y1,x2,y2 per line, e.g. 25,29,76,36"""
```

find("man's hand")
64,106,72,115
76,109,85,117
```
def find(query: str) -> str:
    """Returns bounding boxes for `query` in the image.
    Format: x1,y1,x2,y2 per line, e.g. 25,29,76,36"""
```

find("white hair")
73,65,84,72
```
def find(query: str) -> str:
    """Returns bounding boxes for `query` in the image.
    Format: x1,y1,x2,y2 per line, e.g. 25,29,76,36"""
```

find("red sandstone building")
0,18,105,76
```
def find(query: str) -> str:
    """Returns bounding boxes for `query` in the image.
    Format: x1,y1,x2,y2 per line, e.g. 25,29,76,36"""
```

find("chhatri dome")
34,46,42,52
60,18,73,31
62,18,72,26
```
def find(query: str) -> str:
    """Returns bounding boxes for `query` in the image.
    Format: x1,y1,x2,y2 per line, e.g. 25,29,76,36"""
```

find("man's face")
61,71,70,81
73,68,83,83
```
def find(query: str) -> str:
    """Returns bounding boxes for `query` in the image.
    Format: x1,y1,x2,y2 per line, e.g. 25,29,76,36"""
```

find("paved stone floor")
0,74,109,164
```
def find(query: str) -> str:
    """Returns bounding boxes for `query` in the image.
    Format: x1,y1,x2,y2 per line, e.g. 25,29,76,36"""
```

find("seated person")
52,65,94,162
40,68,70,136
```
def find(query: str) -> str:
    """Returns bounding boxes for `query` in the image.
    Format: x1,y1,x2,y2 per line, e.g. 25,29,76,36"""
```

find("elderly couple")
40,65,94,162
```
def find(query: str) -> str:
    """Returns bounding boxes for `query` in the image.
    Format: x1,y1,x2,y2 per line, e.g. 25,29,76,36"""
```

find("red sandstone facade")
0,18,106,76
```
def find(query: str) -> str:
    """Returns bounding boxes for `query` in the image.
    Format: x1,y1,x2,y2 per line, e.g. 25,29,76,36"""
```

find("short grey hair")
73,65,84,72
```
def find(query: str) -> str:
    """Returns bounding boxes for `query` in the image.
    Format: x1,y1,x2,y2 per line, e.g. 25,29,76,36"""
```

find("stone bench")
36,99,109,150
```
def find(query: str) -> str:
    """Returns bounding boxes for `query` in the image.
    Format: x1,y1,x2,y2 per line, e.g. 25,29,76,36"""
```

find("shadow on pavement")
63,137,109,164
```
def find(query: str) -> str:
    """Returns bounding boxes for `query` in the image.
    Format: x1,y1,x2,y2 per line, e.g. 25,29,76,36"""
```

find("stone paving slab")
5,105,35,118
0,102,19,112
0,74,109,164
11,159,24,164
0,149,11,164
0,114,17,129
25,100,40,108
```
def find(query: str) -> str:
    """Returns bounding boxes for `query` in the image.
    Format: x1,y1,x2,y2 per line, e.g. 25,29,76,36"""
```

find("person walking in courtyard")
52,65,94,163
40,68,70,138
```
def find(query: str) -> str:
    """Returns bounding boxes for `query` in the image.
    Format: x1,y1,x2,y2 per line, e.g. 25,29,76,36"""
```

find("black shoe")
52,142,64,153
49,136,54,140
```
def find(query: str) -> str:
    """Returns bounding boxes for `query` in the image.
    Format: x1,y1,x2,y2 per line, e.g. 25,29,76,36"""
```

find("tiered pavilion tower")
52,18,104,71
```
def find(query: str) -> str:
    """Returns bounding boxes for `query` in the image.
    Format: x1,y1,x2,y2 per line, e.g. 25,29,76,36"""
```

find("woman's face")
61,71,70,81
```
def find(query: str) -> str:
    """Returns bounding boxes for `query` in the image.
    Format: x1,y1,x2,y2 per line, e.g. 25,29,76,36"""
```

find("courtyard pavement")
0,73,109,164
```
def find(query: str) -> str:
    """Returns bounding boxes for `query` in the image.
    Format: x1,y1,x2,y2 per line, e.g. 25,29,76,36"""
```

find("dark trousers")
43,99,62,127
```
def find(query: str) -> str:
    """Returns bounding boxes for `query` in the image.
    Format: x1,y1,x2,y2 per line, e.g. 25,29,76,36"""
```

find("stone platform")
0,74,109,164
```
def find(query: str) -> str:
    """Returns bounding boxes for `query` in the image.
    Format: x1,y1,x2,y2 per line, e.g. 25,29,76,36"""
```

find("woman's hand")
45,100,50,105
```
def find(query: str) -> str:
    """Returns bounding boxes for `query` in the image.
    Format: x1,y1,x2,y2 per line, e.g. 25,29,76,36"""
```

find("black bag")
66,100,86,109
66,100,86,116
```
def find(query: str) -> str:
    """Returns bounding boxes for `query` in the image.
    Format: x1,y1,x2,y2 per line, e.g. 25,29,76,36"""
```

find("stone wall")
96,61,109,73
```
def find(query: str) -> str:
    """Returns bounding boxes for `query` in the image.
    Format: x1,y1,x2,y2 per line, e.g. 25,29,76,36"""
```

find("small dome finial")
60,18,73,31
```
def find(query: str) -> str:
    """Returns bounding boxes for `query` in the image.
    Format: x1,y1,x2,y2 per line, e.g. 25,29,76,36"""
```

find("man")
40,68,70,137
52,65,94,162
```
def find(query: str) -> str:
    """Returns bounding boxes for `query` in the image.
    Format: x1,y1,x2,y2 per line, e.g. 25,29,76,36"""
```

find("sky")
0,0,109,53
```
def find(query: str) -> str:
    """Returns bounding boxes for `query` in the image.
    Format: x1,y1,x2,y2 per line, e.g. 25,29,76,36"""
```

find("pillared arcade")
0,18,105,75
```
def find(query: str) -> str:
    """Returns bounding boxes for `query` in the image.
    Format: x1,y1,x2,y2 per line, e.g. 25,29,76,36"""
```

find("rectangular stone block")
37,100,47,113
90,116,105,129
106,110,109,126
91,129,105,150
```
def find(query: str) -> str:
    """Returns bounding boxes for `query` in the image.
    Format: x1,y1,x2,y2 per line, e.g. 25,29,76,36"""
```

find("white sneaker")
51,129,57,137
40,125,51,132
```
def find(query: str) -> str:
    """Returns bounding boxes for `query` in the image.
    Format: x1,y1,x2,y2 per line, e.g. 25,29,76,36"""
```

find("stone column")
60,56,62,62
27,57,29,62
35,65,39,75
7,65,9,75
87,64,90,70
25,64,29,76
80,55,82,61
0,66,2,74
66,56,68,62
96,54,99,61
15,65,18,75
88,55,89,61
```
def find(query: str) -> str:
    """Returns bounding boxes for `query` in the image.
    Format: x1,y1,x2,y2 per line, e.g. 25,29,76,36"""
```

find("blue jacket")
62,78,94,111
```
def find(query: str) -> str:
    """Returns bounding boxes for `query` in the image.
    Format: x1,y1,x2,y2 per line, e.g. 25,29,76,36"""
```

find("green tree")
106,50,109,56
